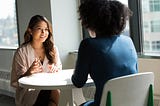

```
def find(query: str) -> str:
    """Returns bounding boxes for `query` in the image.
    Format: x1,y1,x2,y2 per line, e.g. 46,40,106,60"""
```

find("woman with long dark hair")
11,15,62,106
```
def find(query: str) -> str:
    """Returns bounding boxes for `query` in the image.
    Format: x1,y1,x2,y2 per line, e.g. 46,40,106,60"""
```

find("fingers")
29,58,43,74
48,64,59,73
30,66,43,74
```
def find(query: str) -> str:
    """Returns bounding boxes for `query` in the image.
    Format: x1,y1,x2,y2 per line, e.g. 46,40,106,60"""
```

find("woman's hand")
48,64,62,73
21,58,43,77
27,58,43,75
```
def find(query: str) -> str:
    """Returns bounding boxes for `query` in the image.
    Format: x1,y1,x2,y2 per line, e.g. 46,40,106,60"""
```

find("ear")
28,28,32,35
88,29,96,38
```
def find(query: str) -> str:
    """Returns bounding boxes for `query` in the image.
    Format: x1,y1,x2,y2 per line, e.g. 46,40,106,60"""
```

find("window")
143,21,150,33
144,41,150,51
0,0,18,49
141,0,160,56
143,0,150,13
149,0,160,12
151,20,160,32
152,41,160,51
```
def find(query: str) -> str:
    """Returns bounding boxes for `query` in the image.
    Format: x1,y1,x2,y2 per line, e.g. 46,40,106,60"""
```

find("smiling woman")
0,0,18,49
11,15,62,106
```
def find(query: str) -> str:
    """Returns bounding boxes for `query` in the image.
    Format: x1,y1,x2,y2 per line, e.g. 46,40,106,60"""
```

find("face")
31,21,49,43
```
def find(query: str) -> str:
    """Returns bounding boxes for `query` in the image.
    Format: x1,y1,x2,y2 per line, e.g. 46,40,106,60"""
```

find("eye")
33,27,49,32
33,27,42,31
45,28,49,31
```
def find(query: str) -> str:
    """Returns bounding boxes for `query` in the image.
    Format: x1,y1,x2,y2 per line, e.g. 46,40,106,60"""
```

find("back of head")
79,0,132,37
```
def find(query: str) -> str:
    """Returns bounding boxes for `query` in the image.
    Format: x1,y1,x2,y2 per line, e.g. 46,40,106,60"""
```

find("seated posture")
11,15,62,106
71,0,138,106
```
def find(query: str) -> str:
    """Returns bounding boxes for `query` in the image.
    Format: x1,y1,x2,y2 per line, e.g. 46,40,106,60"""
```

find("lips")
40,35,46,38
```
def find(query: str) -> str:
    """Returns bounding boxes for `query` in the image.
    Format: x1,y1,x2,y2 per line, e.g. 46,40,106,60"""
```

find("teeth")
40,35,45,38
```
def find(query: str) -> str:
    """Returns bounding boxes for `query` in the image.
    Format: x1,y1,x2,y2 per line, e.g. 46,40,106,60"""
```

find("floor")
0,93,160,106
0,94,15,106
155,99,160,106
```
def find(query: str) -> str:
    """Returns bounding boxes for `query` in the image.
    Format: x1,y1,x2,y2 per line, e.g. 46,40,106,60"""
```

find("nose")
41,29,45,33
41,29,48,33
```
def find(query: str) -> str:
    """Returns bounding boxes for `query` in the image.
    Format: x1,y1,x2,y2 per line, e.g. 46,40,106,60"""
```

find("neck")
31,42,43,49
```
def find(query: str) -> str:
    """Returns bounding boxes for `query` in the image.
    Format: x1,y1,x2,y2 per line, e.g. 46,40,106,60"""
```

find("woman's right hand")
24,58,43,76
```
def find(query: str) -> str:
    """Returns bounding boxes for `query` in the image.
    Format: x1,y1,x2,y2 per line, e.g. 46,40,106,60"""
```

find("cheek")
46,32,49,36
32,34,39,39
46,34,49,39
31,33,41,40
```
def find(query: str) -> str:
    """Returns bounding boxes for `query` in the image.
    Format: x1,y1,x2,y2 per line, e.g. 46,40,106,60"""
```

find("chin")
40,39,47,43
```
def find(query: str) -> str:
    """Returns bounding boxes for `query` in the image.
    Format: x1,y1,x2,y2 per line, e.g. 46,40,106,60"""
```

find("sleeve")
72,39,91,88
10,49,27,88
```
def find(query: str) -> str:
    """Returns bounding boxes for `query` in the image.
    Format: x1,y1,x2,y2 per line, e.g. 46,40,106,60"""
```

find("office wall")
138,58,160,99
50,0,81,69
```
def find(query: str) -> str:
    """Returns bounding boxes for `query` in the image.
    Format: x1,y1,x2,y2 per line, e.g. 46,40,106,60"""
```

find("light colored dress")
11,43,62,106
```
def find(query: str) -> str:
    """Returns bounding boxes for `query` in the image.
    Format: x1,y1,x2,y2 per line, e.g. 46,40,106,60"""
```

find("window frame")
128,0,143,55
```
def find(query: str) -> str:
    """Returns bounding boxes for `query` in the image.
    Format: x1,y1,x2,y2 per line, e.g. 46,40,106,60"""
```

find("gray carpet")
0,94,15,106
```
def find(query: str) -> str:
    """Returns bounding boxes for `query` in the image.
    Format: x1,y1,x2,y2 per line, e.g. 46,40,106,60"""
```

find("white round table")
18,69,94,106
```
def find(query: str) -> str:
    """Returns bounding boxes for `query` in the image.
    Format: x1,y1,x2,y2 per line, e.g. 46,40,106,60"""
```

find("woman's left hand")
48,64,61,73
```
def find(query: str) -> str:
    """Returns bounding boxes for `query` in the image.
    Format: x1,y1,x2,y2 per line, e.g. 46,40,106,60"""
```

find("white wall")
138,58,160,99
51,0,81,69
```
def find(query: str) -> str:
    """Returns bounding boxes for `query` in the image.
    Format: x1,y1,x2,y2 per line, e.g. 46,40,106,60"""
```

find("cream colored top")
11,43,62,106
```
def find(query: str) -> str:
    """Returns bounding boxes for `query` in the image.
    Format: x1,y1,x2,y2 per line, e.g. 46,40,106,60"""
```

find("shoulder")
53,45,58,49
118,35,136,51
116,35,134,45
78,38,97,55
53,45,59,52
119,35,132,41
80,38,93,47
15,44,31,55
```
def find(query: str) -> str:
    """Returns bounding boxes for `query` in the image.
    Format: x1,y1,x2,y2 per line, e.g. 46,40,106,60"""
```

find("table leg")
59,89,74,106
59,88,86,106
72,88,86,105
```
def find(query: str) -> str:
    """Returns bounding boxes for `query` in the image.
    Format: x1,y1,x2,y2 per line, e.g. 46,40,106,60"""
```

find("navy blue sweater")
72,35,138,106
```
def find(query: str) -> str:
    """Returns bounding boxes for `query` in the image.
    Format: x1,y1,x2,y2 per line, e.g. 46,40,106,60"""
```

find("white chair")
100,72,154,106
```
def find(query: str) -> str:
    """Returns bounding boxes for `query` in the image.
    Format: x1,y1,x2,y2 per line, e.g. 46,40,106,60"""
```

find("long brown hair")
22,15,56,64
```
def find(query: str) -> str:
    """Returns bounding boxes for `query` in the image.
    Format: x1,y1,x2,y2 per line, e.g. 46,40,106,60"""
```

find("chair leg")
147,84,154,106
106,91,112,106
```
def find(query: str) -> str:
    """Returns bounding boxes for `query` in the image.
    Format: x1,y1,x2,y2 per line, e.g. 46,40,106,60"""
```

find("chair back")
100,72,154,106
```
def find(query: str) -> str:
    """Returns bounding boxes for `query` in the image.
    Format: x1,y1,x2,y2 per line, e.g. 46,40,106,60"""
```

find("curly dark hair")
79,0,132,37
22,15,56,64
